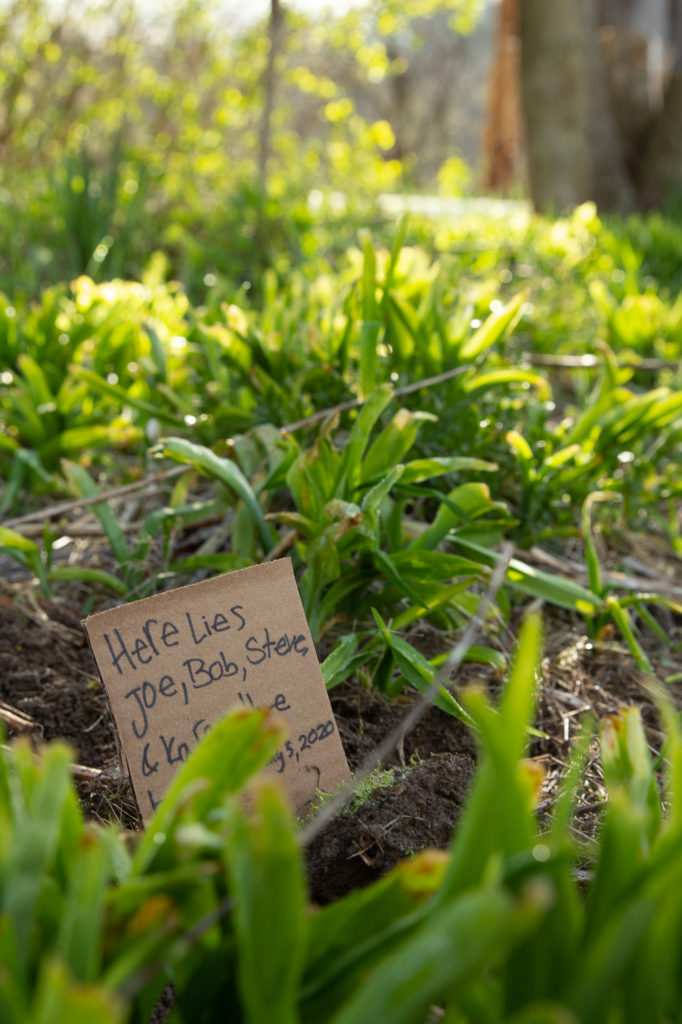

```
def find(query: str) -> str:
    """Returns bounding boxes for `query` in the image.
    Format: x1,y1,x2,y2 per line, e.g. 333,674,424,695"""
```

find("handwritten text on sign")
83,559,350,821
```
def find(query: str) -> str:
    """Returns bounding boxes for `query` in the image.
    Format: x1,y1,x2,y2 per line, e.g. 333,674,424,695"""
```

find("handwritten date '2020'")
270,720,336,774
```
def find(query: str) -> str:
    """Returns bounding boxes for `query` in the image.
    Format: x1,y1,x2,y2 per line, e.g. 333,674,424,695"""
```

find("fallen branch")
1,742,103,780
262,527,298,562
3,468,188,528
16,522,156,538
282,365,472,432
0,702,35,732
3,366,473,530
523,352,676,372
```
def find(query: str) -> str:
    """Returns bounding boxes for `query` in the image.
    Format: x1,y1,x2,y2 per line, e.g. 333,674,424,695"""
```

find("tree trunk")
519,0,635,212
482,0,522,193
633,0,682,208
635,70,682,207
258,0,284,183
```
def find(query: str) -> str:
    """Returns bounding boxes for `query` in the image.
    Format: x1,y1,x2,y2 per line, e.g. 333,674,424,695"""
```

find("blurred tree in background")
485,0,682,212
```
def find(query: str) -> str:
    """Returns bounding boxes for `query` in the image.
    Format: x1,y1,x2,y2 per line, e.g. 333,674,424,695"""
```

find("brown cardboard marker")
83,558,350,822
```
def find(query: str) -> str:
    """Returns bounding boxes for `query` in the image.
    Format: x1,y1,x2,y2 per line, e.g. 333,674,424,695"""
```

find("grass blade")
330,883,547,1024
132,707,285,874
458,291,526,360
60,461,130,568
224,780,307,1024
158,437,274,553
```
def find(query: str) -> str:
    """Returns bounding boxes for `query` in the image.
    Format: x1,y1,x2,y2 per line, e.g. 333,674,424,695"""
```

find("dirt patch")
0,599,140,826
305,752,475,904
0,593,476,1024
0,602,102,754
0,594,478,886
330,680,478,771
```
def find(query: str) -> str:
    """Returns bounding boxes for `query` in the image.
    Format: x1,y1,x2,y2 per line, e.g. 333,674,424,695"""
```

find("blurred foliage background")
0,0,492,298
1,0,678,303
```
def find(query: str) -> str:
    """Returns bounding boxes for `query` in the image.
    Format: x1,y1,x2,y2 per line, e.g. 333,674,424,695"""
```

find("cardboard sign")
83,559,350,821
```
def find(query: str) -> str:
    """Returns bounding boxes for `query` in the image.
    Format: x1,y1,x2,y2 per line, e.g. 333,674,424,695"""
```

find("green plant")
0,705,286,1023
0,463,227,601
3,224,682,720
578,490,682,671
0,272,194,510
152,386,509,709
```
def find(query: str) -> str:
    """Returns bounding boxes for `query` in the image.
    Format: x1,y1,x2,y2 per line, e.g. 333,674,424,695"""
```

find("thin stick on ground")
297,542,516,848
0,702,35,732
523,352,677,372
282,365,472,432
3,366,473,529
0,743,103,780
2,467,189,528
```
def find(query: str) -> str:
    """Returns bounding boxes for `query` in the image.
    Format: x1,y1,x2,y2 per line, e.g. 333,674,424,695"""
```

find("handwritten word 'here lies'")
103,606,248,673
102,605,309,676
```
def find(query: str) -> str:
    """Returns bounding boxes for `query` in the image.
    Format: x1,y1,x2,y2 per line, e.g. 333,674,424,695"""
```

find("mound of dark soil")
305,752,474,903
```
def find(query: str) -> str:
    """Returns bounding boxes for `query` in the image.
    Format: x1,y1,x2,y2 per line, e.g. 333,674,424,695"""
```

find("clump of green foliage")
2,210,681,692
